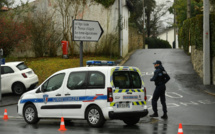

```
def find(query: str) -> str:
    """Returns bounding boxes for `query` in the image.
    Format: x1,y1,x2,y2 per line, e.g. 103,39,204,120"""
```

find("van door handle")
55,94,61,96
127,92,132,94
65,93,70,96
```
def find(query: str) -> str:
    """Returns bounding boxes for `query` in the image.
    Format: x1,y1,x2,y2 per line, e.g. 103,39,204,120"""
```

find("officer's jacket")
150,65,170,86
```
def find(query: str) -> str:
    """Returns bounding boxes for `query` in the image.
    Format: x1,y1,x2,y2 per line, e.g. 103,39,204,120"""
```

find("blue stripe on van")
20,95,107,104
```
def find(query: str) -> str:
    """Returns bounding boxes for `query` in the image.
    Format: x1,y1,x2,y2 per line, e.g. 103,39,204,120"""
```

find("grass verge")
6,56,117,84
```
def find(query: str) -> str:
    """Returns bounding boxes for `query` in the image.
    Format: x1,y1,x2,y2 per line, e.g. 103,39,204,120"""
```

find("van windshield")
113,71,141,89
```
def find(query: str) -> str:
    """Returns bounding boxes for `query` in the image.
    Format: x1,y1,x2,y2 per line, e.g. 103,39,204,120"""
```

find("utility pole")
187,0,191,53
0,49,3,102
187,0,191,19
174,0,177,49
203,0,211,85
143,0,145,48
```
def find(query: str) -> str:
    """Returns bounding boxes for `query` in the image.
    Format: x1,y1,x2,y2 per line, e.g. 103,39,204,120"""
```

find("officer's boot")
161,113,168,119
149,113,158,117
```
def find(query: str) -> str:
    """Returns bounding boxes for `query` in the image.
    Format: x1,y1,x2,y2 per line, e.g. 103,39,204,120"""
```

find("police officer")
150,60,170,119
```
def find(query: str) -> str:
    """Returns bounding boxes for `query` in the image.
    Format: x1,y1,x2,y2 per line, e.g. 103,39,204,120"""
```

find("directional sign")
72,20,104,42
0,58,5,65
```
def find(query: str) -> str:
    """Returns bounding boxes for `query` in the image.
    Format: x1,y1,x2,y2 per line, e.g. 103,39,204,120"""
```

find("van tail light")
144,87,147,101
107,87,113,102
22,73,27,78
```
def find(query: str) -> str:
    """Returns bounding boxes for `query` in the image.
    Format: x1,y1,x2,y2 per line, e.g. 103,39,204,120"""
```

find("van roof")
57,66,139,73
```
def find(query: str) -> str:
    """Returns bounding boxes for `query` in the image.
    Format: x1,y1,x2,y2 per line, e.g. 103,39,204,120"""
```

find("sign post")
72,20,104,66
0,49,3,102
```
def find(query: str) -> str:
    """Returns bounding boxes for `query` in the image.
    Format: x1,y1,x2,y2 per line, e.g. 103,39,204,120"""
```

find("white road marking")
146,92,215,109
166,92,183,98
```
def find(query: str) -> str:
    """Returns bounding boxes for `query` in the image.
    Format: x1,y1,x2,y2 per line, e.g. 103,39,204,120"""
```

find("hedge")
179,14,215,57
145,37,172,48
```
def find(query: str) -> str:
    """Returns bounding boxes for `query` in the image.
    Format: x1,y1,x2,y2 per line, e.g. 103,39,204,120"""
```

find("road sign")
0,58,5,65
72,20,104,42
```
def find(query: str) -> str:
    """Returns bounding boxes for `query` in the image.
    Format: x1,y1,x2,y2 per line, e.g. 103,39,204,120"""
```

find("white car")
1,61,38,95
18,61,148,127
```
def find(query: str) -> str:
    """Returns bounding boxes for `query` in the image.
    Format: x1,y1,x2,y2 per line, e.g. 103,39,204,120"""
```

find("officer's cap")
153,60,162,65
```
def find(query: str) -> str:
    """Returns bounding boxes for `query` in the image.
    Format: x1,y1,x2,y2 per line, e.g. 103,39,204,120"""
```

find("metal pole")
0,49,2,102
143,0,145,48
80,41,83,67
203,0,210,85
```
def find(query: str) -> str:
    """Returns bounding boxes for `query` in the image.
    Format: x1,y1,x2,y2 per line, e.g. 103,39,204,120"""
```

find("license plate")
117,103,130,108
123,95,138,99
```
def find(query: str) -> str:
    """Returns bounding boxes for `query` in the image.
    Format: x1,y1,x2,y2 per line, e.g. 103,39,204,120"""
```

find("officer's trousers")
152,84,167,114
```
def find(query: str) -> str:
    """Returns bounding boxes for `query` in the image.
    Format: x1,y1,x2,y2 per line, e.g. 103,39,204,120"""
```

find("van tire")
86,105,106,127
23,104,40,124
123,117,140,126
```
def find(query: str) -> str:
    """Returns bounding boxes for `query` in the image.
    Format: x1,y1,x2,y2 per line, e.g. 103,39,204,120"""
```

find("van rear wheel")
86,106,106,127
123,118,140,126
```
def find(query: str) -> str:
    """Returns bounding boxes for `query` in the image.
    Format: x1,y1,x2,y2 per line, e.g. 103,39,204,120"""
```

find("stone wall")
191,45,215,85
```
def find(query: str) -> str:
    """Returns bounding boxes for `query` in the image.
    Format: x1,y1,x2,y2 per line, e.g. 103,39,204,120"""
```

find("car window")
16,63,28,70
113,71,141,88
88,71,105,89
1,66,14,75
42,73,65,92
67,72,87,90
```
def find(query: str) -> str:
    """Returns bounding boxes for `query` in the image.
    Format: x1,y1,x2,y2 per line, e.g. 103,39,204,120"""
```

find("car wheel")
86,106,106,127
23,104,40,124
123,118,140,126
12,83,26,95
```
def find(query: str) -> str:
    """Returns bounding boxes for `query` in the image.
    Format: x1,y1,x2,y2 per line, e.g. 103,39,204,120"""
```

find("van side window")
42,73,65,92
88,71,105,89
67,72,87,90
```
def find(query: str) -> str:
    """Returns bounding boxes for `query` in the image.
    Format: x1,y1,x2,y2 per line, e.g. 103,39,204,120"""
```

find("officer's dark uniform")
150,60,170,119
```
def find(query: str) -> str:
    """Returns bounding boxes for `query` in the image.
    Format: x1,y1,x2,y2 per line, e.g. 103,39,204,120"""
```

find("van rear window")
17,63,28,70
113,71,141,88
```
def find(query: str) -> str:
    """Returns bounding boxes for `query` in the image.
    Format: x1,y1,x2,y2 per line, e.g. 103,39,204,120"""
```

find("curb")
0,115,22,119
119,50,136,66
203,90,215,96
0,103,18,107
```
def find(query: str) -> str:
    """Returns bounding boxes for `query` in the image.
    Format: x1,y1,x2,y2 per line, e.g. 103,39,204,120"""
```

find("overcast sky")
13,0,35,7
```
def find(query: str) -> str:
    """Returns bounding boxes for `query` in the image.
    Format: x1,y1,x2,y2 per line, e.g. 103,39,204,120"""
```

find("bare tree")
151,2,172,37
23,10,61,57
53,0,86,56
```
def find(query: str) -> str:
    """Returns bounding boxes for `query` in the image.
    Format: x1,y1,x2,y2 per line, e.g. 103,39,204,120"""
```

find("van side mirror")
36,87,42,93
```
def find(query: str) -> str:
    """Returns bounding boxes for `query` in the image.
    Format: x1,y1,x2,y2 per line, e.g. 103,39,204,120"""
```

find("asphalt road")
124,49,215,126
0,49,215,134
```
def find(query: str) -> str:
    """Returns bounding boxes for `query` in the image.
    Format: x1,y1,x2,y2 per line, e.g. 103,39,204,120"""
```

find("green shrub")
145,37,172,48
94,0,115,8
179,14,215,57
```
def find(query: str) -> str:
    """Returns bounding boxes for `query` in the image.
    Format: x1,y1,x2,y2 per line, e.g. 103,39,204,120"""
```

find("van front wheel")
86,106,106,127
123,118,140,125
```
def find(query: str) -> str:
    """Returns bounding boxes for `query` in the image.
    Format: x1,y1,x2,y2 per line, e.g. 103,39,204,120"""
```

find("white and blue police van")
17,60,148,127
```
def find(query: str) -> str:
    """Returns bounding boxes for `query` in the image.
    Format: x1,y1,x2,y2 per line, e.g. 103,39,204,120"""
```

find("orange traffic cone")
178,123,183,134
3,109,9,120
58,117,67,131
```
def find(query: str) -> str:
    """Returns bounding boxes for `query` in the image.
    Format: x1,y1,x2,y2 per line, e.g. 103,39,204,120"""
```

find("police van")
17,61,148,127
